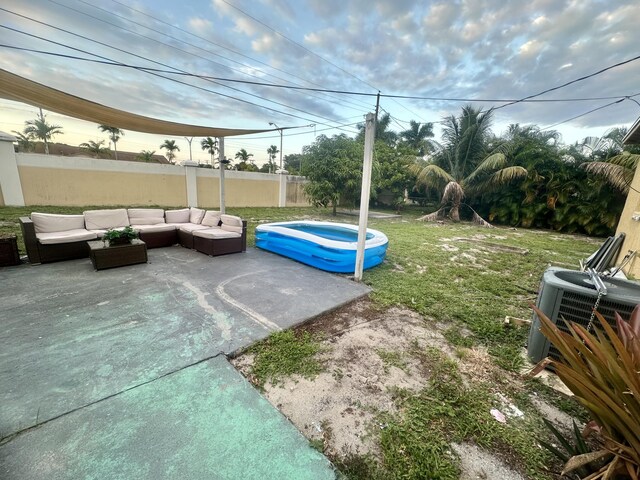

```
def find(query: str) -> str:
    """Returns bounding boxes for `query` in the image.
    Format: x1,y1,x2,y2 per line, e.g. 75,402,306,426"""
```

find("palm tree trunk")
332,202,337,216
44,139,49,155
114,142,118,160
450,202,461,222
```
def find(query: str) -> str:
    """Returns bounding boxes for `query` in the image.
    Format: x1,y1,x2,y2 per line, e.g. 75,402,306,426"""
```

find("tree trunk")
450,202,460,222
332,202,337,216
114,142,118,160
44,139,49,155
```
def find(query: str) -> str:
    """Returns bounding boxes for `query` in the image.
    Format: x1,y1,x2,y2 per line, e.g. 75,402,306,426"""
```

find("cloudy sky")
0,0,639,166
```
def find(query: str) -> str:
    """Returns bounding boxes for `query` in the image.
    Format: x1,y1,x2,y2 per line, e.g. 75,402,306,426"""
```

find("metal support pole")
354,113,375,282
218,136,226,214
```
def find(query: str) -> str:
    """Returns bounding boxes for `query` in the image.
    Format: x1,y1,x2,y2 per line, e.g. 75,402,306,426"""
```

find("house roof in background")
0,69,272,137
623,117,640,145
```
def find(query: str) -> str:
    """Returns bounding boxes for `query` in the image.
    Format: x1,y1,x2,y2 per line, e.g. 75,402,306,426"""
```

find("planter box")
0,235,20,267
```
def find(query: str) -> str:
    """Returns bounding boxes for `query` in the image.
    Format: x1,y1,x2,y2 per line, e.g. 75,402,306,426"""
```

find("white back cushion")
83,209,130,230
189,207,205,224
220,214,243,228
221,224,243,234
202,210,221,227
32,213,86,233
127,208,165,225
165,208,190,223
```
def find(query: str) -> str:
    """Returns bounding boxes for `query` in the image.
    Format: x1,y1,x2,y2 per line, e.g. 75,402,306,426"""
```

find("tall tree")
23,109,63,154
267,145,279,173
79,140,111,158
136,150,156,162
201,137,218,165
235,148,254,164
301,134,364,215
98,125,124,160
160,139,180,163
412,106,526,223
400,120,434,156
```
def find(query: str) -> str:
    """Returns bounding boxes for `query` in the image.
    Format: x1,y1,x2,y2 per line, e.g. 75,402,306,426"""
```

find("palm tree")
11,131,35,152
235,148,254,164
356,113,398,146
160,139,180,163
400,120,434,156
201,137,218,165
136,150,156,162
79,140,111,158
267,145,279,173
412,106,527,224
23,109,63,154
98,125,124,160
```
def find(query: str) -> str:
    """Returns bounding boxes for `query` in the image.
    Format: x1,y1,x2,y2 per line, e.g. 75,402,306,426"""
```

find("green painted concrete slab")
0,356,335,480
0,246,369,442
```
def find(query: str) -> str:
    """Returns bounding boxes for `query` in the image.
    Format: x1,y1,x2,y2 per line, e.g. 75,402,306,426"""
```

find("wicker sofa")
19,207,247,264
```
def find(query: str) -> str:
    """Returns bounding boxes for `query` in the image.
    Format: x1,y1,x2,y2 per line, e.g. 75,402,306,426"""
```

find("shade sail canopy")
0,68,272,137
624,117,640,145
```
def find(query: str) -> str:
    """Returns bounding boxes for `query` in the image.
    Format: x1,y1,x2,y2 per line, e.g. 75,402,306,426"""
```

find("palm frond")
464,152,507,184
417,207,448,222
442,181,464,205
414,164,455,188
583,162,633,194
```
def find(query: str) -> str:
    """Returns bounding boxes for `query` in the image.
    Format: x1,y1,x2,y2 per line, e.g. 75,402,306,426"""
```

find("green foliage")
79,140,111,158
399,120,434,156
136,150,156,162
301,134,366,214
160,139,180,163
103,226,138,244
247,330,325,388
538,418,594,477
200,137,218,165
535,305,640,478
283,153,303,174
23,110,63,154
372,142,416,208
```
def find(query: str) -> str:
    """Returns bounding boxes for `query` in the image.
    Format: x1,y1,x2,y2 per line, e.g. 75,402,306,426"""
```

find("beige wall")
19,166,186,206
615,164,640,278
11,153,310,209
0,183,4,207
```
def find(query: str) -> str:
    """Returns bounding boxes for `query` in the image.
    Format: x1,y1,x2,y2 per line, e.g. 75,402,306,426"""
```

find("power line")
107,0,375,111
494,54,640,110
0,15,358,134
5,43,638,109
219,0,379,92
38,1,367,125
69,0,376,114
542,98,626,130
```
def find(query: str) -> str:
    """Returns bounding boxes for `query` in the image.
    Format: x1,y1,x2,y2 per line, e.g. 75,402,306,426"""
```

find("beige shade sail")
0,68,272,137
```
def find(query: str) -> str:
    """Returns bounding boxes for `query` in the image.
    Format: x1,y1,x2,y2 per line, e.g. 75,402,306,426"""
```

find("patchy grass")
245,330,326,388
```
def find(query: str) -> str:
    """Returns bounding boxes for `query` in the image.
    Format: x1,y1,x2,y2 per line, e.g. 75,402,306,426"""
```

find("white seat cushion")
202,210,221,227
36,229,97,245
220,214,243,227
32,213,86,233
179,223,210,233
84,209,130,230
128,208,166,225
165,209,190,223
133,224,176,233
193,228,241,239
189,207,205,224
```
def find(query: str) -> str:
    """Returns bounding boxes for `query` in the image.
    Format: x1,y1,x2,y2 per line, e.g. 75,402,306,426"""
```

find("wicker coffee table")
88,239,148,270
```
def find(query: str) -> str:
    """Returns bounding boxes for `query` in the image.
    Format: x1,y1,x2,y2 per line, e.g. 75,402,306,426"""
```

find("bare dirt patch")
232,299,547,477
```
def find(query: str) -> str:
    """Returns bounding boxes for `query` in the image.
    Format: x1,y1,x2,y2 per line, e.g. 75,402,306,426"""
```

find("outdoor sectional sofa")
19,207,247,264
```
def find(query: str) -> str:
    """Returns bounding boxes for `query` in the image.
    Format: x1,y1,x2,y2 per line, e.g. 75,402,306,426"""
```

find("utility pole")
185,137,193,162
218,136,226,214
354,113,375,282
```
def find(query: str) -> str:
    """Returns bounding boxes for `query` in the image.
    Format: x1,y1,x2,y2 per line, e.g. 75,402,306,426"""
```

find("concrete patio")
0,246,370,479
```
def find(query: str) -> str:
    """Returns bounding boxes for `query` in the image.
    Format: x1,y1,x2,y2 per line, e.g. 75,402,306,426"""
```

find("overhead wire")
106,0,376,112
0,16,358,134
35,1,365,127
69,0,375,113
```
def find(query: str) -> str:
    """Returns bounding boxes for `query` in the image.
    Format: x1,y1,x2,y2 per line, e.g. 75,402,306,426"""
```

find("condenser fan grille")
548,291,635,362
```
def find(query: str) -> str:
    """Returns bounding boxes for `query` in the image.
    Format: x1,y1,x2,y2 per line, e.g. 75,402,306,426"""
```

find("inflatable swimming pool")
255,221,388,273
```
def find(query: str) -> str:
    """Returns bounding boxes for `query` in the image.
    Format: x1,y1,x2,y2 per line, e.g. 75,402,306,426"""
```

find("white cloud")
189,17,212,34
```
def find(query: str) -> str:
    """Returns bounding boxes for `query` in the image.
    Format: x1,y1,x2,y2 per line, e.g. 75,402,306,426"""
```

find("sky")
1,0,639,167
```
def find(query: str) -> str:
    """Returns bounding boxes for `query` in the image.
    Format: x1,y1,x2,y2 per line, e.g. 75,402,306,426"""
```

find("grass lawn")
1,205,602,478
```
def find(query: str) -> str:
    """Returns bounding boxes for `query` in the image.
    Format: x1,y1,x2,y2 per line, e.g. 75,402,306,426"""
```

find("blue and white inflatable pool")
255,221,388,273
